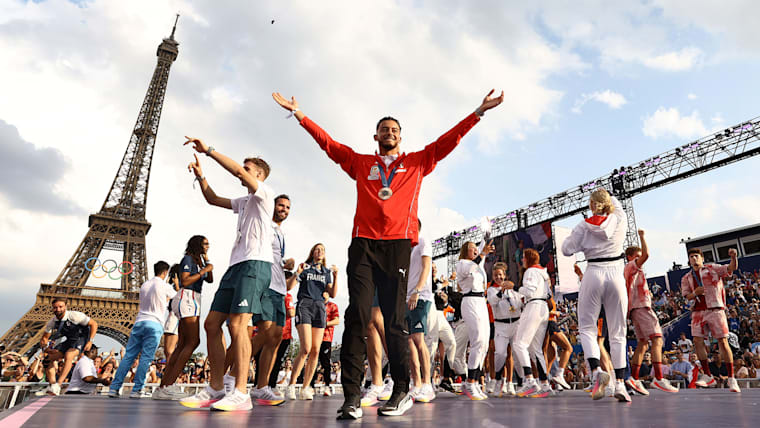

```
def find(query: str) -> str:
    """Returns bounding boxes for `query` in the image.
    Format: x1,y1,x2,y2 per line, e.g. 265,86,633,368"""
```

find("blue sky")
1,1,759,350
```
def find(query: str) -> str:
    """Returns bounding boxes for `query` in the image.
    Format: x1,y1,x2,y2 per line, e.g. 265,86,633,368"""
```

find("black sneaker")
337,402,363,420
439,380,456,394
377,391,413,416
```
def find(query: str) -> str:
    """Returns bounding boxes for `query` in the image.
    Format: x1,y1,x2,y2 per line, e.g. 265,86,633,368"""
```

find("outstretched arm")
188,154,232,209
423,90,505,168
636,229,649,267
184,137,260,194
272,92,356,177
272,92,305,121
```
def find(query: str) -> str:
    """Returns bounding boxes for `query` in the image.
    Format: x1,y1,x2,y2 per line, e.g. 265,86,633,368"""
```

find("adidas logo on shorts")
414,322,423,329
238,299,249,307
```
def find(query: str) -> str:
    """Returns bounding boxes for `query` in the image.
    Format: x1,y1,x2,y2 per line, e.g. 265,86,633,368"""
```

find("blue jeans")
110,321,163,393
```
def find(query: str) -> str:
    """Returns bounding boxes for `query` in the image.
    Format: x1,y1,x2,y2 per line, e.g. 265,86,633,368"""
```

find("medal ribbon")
377,162,400,189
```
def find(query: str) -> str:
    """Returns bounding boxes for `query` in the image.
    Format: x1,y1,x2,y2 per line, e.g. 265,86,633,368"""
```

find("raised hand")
188,154,203,178
728,248,737,258
638,229,645,237
330,265,339,276
482,240,495,256
183,136,209,154
477,89,505,114
272,92,299,112
283,258,295,271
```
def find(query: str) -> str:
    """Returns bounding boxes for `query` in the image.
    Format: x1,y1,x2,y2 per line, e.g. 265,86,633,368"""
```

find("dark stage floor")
2,389,758,428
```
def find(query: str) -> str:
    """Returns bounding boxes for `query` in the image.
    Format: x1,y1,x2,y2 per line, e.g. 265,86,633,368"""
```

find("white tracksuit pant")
461,296,490,373
493,320,520,374
452,320,470,375
578,261,628,369
513,301,549,374
425,305,456,374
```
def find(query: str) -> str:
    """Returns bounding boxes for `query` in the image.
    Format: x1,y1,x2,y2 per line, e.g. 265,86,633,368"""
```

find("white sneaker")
379,378,394,401
211,389,253,411
179,386,226,408
605,383,615,397
463,382,487,400
360,384,384,407
108,389,120,398
323,385,333,396
223,374,236,395
414,383,436,403
591,370,610,400
727,377,741,393
287,384,297,400
529,382,553,398
653,378,678,393
152,384,188,401
129,389,149,399
486,379,496,394
251,386,286,406
613,381,631,402
300,386,315,400
516,379,539,398
695,374,716,388
625,378,649,396
506,382,516,396
552,375,571,390
36,384,60,396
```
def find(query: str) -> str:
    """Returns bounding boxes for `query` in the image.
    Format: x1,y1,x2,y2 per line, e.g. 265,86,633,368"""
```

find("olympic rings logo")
84,257,135,280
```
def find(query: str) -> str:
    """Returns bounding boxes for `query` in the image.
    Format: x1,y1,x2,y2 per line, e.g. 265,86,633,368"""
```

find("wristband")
206,145,215,155
286,108,300,119
475,108,484,117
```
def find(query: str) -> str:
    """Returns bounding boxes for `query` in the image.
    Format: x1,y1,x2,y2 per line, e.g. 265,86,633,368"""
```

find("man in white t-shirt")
182,138,275,412
65,345,111,394
406,220,435,403
109,261,175,398
678,332,693,360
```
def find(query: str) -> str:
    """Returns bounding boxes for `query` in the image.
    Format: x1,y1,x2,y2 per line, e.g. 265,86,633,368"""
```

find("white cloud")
572,90,627,113
642,107,708,139
641,47,703,71
204,87,245,113
688,93,697,100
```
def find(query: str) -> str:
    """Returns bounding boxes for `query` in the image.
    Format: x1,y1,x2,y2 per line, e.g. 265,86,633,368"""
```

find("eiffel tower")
0,17,180,355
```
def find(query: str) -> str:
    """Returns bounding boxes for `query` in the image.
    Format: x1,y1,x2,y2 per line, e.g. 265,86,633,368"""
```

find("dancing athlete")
272,89,503,419
625,229,678,394
561,189,631,402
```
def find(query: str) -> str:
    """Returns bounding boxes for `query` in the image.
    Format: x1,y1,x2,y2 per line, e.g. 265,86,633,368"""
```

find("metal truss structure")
0,18,180,354
433,115,760,273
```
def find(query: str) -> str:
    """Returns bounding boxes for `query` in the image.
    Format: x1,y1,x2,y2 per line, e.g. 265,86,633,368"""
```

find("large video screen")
484,221,555,286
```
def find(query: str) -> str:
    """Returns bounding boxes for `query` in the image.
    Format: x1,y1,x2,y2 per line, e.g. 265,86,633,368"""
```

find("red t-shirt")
282,293,295,340
299,114,480,245
323,301,340,343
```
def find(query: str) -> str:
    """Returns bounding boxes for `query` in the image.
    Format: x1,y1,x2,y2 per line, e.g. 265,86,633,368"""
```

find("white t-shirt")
67,355,97,394
229,182,276,266
678,338,693,353
135,276,177,325
44,310,90,333
269,222,287,295
407,235,433,302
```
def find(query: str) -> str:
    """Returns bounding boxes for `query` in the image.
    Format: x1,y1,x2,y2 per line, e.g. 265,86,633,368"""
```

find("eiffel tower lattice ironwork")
0,18,180,355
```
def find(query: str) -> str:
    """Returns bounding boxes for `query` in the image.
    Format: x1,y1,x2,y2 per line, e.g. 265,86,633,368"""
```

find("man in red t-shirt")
273,89,503,419
313,294,340,396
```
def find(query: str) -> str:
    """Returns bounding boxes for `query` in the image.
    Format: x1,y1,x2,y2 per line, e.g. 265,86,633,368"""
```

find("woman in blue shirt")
155,235,214,399
286,243,338,400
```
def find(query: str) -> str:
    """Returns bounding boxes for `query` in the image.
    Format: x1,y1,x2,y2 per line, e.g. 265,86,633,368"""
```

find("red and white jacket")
299,113,480,244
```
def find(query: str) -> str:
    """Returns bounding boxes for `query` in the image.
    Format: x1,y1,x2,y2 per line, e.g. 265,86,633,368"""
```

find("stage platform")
1,389,758,428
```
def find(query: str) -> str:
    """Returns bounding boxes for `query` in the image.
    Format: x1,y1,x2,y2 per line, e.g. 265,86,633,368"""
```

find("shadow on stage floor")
2,389,758,428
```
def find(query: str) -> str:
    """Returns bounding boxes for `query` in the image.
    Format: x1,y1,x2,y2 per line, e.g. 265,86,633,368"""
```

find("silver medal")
378,187,393,200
